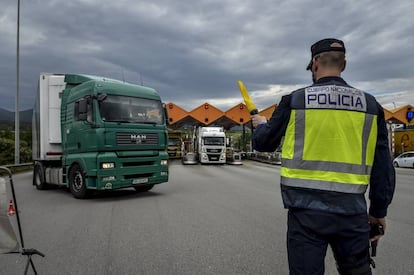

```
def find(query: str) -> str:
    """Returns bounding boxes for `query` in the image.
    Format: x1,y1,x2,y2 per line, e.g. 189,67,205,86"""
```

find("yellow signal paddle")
237,80,258,115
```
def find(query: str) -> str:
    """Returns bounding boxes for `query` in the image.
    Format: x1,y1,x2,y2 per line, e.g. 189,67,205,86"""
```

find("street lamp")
15,0,20,164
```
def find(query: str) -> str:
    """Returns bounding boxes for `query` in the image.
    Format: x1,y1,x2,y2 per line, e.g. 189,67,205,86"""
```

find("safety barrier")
247,152,281,165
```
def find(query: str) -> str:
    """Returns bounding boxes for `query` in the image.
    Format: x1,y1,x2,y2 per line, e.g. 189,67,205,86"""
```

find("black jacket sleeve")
368,105,396,218
252,95,292,152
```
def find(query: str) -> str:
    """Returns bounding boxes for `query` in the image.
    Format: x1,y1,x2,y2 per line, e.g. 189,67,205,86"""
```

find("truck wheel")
33,163,48,190
69,164,89,199
134,184,154,192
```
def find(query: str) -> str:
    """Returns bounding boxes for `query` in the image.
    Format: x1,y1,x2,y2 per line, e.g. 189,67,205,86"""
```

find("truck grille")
116,133,158,145
206,148,222,153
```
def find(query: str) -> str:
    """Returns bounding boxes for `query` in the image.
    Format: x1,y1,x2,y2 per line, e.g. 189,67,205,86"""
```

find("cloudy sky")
1,0,413,112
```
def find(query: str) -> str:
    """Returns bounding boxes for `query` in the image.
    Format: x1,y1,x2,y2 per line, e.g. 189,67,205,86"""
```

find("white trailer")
196,127,226,164
32,74,66,186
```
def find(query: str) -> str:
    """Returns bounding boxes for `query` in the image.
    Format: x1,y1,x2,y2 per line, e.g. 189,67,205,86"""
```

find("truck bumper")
94,151,168,190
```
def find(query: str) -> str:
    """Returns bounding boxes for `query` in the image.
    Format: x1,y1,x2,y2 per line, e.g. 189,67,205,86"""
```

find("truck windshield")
168,139,181,146
204,137,225,146
99,95,163,124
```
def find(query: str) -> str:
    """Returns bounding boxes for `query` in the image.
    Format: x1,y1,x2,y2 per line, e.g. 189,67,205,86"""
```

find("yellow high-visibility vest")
281,85,378,194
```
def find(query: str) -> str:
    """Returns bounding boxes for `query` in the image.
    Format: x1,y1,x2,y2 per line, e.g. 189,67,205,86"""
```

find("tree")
0,137,14,165
0,128,32,165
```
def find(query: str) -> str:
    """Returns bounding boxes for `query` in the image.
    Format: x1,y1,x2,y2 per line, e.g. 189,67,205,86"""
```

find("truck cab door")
65,97,97,153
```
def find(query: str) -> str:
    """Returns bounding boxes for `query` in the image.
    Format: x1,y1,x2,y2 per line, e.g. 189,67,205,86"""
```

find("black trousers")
287,208,371,275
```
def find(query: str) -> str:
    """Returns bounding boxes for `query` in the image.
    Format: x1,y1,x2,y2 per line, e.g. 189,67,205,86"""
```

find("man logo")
131,134,147,144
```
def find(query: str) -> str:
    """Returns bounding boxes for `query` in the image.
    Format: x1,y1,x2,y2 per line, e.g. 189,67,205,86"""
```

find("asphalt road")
1,160,413,275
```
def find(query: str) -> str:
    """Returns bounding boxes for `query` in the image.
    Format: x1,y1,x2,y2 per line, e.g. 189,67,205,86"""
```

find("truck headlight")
101,162,115,169
161,160,168,166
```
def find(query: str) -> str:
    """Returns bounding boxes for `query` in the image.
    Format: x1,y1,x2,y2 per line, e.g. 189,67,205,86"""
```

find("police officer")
251,38,395,275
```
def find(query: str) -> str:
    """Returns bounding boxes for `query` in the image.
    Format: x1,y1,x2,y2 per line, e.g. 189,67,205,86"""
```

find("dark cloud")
1,0,413,112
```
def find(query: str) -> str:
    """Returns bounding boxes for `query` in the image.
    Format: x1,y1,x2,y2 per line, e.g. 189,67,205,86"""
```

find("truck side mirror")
97,93,107,102
78,98,87,121
162,103,169,125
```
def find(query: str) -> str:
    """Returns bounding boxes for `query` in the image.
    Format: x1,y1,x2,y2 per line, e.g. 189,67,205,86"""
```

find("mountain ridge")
0,108,33,123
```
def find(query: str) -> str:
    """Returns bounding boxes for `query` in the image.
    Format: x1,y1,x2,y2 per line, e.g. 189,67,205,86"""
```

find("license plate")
132,178,148,184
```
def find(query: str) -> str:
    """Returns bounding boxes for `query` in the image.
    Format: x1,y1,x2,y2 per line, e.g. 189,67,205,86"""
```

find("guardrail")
0,163,33,175
2,163,33,168
247,152,282,165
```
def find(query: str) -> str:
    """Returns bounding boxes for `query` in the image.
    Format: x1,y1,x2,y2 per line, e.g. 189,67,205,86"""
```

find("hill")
0,108,33,123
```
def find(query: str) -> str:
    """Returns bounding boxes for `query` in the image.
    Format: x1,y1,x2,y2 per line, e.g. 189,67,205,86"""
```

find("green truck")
32,73,169,198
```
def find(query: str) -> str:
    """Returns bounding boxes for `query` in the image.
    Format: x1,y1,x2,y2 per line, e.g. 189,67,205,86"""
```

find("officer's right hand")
251,114,267,128
368,215,386,241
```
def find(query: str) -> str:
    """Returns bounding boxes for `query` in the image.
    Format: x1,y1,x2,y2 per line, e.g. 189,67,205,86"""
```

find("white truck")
195,127,226,164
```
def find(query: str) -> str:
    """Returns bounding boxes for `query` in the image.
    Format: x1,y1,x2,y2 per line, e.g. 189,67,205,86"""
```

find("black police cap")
306,38,346,70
